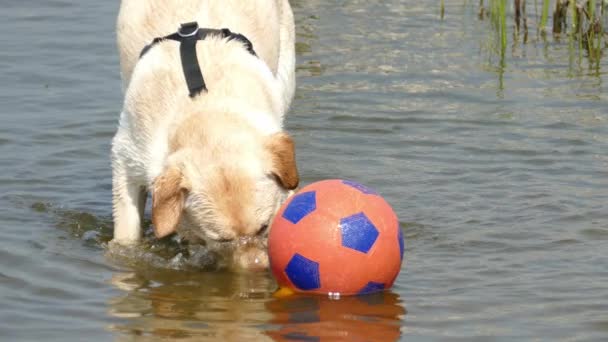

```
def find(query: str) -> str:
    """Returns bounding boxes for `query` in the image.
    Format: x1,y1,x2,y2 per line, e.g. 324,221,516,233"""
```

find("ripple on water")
580,228,608,241
0,0,607,340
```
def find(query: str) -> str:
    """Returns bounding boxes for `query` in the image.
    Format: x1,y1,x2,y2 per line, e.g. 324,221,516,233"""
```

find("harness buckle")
178,22,199,38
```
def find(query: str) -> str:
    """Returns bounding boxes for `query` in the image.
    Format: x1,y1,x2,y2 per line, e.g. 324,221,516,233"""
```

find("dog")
111,0,297,270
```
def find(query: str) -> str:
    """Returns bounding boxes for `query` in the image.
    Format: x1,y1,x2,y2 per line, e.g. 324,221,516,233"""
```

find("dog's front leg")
112,167,146,244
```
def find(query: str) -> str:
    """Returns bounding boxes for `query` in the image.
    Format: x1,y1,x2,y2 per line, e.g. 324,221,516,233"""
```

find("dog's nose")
233,246,269,271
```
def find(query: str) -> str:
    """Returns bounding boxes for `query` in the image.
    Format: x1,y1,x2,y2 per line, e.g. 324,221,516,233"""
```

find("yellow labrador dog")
111,0,297,269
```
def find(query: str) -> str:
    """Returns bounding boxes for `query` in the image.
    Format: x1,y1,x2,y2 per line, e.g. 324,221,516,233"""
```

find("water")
1,0,607,340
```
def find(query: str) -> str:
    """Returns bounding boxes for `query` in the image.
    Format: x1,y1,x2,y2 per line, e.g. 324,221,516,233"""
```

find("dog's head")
150,131,298,268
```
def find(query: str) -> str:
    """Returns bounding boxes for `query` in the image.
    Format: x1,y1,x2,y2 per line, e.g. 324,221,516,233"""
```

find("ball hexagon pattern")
398,227,405,260
269,179,404,296
284,253,321,290
340,212,379,254
282,191,316,224
358,281,386,295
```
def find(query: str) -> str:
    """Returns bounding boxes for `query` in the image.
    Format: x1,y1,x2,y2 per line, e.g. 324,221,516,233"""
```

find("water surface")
1,0,607,340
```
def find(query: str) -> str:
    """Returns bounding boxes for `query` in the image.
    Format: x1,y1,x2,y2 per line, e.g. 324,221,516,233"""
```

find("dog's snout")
233,241,269,271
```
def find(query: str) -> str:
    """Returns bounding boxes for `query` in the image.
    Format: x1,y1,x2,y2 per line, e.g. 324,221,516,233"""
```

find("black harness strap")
139,22,257,97
179,31,205,95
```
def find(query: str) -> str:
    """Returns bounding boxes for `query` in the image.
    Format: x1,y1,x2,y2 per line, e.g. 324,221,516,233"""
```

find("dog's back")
117,0,289,89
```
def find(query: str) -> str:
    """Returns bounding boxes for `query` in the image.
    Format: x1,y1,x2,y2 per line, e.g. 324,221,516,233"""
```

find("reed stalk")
589,0,596,19
442,0,606,65
540,0,550,31
570,0,578,33
499,0,507,55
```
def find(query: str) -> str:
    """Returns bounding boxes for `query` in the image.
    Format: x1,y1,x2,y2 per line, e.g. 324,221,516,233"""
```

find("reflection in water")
108,270,276,340
107,269,406,341
265,292,406,341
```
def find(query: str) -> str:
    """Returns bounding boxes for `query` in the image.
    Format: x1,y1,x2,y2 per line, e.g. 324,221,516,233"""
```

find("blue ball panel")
340,212,379,254
285,253,321,290
398,227,405,260
358,281,385,295
342,180,378,195
282,191,317,224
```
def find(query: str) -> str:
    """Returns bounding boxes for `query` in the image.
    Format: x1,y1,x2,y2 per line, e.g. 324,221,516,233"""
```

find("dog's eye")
257,224,269,236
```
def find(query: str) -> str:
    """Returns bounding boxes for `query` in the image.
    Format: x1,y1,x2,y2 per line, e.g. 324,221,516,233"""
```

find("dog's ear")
152,166,188,238
265,132,299,190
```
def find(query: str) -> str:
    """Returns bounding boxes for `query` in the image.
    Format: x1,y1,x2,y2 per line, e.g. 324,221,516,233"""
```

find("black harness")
139,22,257,97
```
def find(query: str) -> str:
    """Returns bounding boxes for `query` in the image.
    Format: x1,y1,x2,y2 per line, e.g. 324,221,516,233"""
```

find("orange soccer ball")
268,179,404,296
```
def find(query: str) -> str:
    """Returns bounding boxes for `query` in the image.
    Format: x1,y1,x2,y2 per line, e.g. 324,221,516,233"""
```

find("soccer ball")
268,179,404,296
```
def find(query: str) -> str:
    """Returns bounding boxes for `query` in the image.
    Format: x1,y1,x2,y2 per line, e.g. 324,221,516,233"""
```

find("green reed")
569,0,577,32
481,0,509,61
448,0,606,66
499,0,507,59
540,0,550,31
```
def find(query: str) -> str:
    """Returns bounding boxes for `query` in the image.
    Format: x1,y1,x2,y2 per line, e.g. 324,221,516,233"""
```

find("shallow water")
1,0,607,340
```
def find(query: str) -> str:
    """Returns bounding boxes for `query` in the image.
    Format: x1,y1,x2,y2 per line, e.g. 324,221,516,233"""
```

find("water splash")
30,201,264,272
